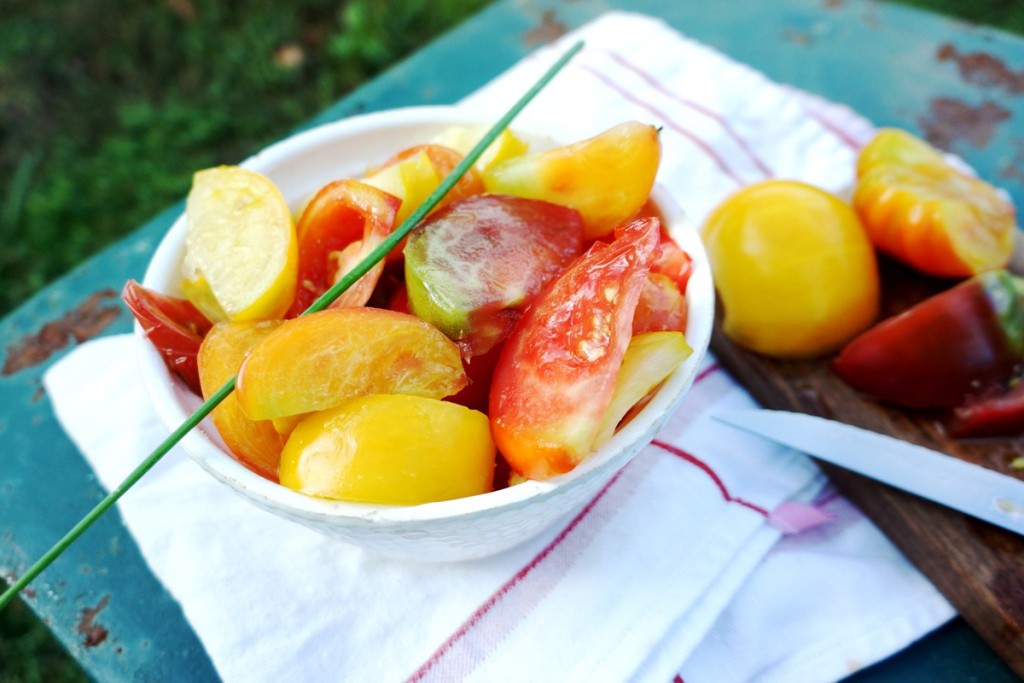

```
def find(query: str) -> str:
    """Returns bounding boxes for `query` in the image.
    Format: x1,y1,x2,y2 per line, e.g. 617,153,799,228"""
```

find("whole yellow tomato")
702,180,880,358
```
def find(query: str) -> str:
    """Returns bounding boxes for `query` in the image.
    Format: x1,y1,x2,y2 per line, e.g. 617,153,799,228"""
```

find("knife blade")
713,409,1024,536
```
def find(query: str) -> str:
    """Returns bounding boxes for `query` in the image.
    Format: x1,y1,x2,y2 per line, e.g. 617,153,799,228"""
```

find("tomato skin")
286,179,400,317
122,279,213,393
702,180,880,358
489,217,661,480
404,194,585,358
832,270,1024,408
946,379,1024,438
853,128,1016,277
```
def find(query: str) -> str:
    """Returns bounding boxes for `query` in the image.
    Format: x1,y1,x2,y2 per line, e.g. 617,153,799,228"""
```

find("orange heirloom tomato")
702,180,879,359
853,128,1016,278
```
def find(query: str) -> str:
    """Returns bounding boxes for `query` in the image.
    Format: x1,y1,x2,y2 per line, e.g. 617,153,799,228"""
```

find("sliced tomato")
945,378,1024,438
286,179,400,317
633,272,687,335
652,232,693,293
122,279,213,394
404,194,586,358
488,217,661,480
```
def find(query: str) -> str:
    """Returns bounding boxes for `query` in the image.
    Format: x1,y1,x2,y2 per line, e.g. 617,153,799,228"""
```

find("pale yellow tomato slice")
182,166,297,321
432,124,529,173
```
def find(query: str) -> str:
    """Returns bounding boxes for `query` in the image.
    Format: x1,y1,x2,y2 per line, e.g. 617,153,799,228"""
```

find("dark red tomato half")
832,270,1024,408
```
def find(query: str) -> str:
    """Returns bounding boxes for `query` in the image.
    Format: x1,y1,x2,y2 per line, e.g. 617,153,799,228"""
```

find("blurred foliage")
0,596,87,683
896,0,1024,33
0,0,491,317
0,0,1022,681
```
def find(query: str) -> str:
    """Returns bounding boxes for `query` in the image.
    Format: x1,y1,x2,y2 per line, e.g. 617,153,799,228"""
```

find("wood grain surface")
709,256,1024,675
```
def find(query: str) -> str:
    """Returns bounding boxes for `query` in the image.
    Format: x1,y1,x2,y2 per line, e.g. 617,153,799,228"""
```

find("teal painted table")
2,1,1022,680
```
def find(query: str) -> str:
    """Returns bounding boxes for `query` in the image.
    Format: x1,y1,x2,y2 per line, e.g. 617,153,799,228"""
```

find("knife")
713,409,1024,536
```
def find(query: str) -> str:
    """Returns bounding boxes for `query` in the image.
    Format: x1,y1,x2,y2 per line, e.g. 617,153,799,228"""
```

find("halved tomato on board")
853,128,1016,278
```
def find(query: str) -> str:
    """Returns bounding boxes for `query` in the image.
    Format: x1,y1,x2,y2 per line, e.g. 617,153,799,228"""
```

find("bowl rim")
136,104,715,526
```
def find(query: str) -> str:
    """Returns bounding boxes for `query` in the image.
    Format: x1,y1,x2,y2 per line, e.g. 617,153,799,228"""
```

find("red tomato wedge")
633,272,687,335
404,194,585,358
286,179,400,317
122,279,213,393
489,217,662,480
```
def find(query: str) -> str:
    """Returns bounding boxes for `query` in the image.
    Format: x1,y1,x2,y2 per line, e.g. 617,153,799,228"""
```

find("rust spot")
77,594,110,648
998,138,1024,183
523,10,567,47
822,0,844,8
782,27,814,47
918,97,1010,150
937,43,1024,94
2,289,121,376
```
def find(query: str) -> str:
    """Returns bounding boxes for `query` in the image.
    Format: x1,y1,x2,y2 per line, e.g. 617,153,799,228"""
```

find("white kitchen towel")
41,11,954,683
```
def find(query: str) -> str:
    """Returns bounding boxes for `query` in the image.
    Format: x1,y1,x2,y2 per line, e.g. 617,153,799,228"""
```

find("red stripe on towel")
579,64,747,186
652,440,770,517
409,362,733,680
407,470,628,682
600,49,774,178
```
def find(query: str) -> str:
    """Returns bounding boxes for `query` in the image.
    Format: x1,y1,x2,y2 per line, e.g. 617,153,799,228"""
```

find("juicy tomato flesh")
489,217,661,480
122,279,213,394
286,179,400,317
404,194,585,358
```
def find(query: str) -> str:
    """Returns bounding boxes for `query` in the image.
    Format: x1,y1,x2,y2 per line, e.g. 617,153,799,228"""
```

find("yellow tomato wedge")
235,307,467,420
853,128,1016,277
363,148,441,226
432,124,529,173
279,394,495,505
182,166,297,321
483,121,661,240
702,180,879,358
592,331,692,447
198,320,285,481
363,144,484,228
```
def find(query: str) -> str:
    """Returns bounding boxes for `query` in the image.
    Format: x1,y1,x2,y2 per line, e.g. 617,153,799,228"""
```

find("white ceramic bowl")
137,105,714,562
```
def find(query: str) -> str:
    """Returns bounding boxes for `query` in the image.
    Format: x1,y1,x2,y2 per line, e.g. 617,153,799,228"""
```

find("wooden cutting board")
709,256,1024,675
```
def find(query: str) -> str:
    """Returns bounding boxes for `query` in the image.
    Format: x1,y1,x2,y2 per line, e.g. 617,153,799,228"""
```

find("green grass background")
1,0,1022,680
